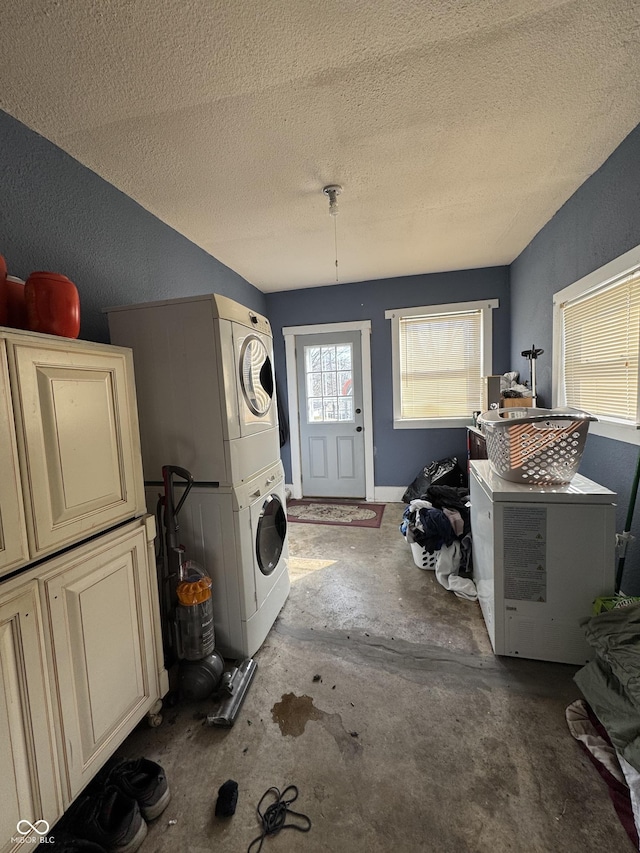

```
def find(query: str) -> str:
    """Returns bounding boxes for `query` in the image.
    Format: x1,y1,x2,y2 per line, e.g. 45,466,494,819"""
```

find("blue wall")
0,110,265,342
265,268,511,488
4,103,639,591
510,124,640,594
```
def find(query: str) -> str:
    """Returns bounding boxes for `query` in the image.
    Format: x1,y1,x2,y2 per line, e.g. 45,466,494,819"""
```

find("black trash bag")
402,457,466,504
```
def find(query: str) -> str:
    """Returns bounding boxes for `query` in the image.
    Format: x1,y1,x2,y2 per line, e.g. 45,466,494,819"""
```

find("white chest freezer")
470,460,616,665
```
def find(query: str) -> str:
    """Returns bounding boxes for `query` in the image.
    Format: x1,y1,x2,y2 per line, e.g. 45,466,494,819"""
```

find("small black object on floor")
215,779,239,817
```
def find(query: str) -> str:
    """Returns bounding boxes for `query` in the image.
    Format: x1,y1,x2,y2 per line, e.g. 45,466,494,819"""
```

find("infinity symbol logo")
16,819,50,836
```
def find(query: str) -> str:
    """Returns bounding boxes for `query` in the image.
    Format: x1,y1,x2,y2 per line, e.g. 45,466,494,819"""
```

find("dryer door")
240,335,273,416
255,494,287,576
235,328,277,435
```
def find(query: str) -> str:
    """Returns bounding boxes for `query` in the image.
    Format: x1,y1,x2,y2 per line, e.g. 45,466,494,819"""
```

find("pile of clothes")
400,483,476,601
568,601,640,847
500,370,531,398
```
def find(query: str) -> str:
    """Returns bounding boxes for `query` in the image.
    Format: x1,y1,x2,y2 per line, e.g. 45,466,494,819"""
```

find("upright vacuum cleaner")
157,464,193,668
157,465,257,725
207,658,258,727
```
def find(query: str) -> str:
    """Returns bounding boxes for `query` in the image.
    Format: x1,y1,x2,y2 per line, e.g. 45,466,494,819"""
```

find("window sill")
393,417,472,430
589,420,640,446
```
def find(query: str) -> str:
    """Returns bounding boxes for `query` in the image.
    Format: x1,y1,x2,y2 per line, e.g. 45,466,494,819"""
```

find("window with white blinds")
562,274,640,421
399,310,482,418
386,299,497,429
554,244,640,445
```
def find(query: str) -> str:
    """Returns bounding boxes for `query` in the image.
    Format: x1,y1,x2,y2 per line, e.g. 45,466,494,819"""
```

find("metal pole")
615,447,640,593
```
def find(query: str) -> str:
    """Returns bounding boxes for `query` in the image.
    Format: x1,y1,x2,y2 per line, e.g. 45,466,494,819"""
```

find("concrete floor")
116,503,632,852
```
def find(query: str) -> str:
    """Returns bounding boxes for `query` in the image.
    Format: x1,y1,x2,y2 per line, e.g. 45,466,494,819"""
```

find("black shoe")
107,758,171,821
70,785,147,853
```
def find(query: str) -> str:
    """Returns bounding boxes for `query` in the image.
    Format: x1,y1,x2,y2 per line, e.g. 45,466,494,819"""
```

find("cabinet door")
8,339,144,559
41,522,159,802
0,581,61,852
0,341,29,577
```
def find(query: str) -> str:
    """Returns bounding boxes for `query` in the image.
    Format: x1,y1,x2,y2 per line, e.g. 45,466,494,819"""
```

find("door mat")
286,499,385,528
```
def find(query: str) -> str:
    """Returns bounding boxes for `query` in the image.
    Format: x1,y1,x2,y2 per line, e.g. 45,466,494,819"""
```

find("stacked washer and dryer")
106,294,289,659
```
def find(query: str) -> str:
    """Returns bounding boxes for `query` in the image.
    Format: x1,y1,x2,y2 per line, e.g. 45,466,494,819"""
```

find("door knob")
356,426,363,432
355,408,361,414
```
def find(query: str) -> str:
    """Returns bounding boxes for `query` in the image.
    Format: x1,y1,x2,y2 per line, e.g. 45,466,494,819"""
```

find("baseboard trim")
374,487,406,503
285,484,406,503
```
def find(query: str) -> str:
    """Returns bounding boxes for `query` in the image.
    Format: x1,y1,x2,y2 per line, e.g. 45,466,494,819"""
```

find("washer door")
256,494,287,575
240,334,274,417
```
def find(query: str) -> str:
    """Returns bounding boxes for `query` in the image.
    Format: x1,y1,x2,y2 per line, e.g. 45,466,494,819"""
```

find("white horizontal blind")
562,273,640,422
399,310,482,418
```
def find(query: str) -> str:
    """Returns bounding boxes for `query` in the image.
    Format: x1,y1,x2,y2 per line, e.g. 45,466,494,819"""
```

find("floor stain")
272,693,322,736
271,692,362,757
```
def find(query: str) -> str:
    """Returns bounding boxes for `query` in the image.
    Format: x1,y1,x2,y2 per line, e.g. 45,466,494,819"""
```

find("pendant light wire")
323,184,342,284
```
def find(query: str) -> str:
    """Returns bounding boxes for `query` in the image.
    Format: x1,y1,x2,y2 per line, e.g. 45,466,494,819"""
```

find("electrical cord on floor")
247,785,311,853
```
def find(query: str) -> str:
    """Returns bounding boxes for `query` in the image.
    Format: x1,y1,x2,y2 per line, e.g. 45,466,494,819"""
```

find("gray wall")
0,110,265,342
265,268,511,489
510,124,640,594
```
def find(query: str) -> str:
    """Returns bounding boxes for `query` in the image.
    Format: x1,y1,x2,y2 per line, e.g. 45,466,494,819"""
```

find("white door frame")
283,320,374,501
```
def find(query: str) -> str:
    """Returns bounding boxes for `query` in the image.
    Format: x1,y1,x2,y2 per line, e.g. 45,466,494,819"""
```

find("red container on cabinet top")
5,276,27,329
25,271,80,338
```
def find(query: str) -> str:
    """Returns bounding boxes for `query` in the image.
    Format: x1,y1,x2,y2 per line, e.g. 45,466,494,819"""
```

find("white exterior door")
296,331,365,498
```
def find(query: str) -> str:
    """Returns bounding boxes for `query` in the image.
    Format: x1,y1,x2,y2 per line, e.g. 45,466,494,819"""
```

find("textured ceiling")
2,1,640,292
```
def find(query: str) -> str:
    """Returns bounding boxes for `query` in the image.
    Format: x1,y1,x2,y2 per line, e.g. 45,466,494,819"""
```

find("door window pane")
305,347,321,372
336,345,352,370
338,398,353,420
304,344,354,423
323,399,338,421
338,371,352,396
321,347,336,371
308,398,324,422
322,373,337,396
306,372,323,397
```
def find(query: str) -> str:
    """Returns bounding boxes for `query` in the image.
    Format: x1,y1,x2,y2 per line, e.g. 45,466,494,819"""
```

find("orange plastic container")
5,275,27,329
25,271,80,338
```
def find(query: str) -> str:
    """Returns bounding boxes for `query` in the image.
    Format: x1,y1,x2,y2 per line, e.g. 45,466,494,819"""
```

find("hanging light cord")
247,785,311,853
323,185,342,283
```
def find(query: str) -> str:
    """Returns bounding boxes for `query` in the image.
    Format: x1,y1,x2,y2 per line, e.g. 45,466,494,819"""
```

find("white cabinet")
0,327,167,851
4,331,145,566
40,516,163,803
0,342,29,575
0,577,62,852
